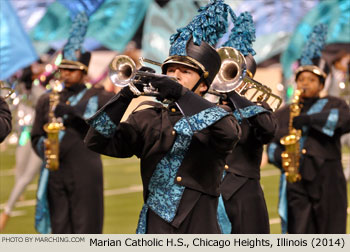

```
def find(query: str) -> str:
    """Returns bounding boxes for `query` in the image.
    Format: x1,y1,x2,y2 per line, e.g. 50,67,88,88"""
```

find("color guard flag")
0,0,38,80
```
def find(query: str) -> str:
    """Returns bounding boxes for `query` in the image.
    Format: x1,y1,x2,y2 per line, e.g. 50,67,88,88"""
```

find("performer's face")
59,69,85,87
166,64,207,95
296,71,323,98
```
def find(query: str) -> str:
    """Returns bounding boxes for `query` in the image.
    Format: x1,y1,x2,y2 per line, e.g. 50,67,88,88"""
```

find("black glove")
134,66,156,85
54,103,78,118
292,114,311,129
138,66,156,73
119,85,140,100
150,76,184,101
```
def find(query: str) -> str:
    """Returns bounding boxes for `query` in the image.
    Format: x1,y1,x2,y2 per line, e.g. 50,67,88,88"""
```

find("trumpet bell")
210,47,246,93
109,55,136,87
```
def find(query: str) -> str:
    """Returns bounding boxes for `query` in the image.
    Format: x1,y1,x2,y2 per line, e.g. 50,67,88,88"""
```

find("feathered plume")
63,12,89,61
223,11,256,56
169,0,236,56
300,23,328,66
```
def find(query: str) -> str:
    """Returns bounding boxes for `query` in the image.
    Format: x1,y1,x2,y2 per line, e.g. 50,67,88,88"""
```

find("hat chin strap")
190,74,206,93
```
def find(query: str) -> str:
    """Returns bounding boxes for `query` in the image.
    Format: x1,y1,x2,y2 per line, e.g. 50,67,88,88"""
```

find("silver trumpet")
207,47,282,110
109,55,176,97
0,81,14,99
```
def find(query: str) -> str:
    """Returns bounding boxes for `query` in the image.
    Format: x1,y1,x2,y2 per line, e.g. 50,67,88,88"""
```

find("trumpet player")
267,24,350,233
31,13,113,234
85,0,241,234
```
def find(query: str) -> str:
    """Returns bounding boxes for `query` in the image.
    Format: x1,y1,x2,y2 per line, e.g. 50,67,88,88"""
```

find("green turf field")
0,144,349,234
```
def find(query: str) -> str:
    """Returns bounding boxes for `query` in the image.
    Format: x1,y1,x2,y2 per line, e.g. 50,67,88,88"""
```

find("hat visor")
161,56,202,74
59,59,88,72
295,65,327,79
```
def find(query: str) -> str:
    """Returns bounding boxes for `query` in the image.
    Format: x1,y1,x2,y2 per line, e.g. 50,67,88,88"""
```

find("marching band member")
267,24,350,233
211,12,277,234
31,12,113,233
84,0,241,233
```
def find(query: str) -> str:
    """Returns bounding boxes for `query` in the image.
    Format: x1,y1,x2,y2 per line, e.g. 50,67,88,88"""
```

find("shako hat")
161,0,238,87
295,24,329,83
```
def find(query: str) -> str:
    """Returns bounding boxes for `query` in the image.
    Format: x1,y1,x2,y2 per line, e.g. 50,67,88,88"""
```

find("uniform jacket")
0,97,12,143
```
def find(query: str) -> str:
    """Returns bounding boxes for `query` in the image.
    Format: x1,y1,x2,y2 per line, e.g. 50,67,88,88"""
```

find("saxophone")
43,80,65,171
280,89,303,183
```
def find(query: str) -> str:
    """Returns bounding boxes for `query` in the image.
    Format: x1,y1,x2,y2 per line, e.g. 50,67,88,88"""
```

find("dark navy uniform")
31,84,113,233
268,96,350,233
219,92,277,234
85,89,240,233
0,97,12,143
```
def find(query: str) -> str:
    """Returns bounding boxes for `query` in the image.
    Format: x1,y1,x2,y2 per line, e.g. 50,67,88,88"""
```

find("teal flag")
141,0,198,71
281,0,350,79
31,0,151,53
0,0,38,79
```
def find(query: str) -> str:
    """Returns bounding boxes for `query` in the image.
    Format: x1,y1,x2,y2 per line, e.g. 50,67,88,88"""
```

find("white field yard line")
1,154,349,221
1,153,349,178
0,185,143,211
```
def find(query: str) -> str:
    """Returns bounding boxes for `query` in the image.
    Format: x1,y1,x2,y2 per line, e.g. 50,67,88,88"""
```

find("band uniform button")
176,176,182,182
171,130,176,136
224,164,229,170
66,101,70,105
171,108,176,112
302,148,307,154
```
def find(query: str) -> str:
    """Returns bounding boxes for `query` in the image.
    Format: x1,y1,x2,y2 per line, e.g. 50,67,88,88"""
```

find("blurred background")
0,0,349,233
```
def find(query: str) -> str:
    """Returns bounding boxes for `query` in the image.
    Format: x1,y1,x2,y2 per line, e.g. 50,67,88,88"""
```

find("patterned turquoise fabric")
322,108,339,137
169,0,235,56
217,195,231,234
233,105,267,123
267,142,278,165
89,112,117,138
83,95,99,119
35,166,51,234
67,88,87,106
136,204,148,234
136,106,229,233
35,131,65,234
278,173,288,234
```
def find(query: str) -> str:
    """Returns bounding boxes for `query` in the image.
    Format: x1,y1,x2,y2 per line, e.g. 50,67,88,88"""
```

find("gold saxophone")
43,81,65,171
280,89,303,183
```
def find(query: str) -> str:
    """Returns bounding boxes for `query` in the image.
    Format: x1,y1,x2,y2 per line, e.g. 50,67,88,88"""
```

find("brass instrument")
43,80,65,171
0,81,14,99
207,47,282,110
280,89,303,183
109,55,176,96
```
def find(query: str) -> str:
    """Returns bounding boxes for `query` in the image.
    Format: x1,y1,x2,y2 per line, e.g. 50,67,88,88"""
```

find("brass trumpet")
0,81,14,99
207,47,282,110
109,55,176,97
